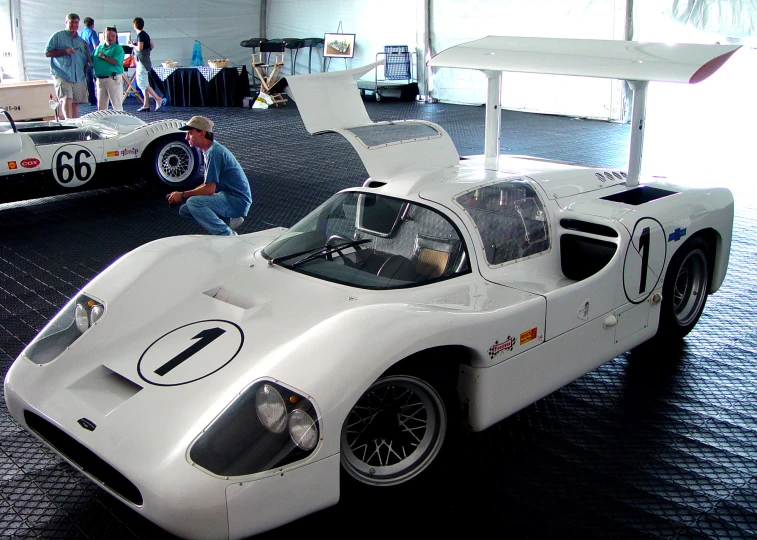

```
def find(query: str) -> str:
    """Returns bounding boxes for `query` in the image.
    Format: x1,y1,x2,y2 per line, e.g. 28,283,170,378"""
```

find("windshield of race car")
263,191,470,289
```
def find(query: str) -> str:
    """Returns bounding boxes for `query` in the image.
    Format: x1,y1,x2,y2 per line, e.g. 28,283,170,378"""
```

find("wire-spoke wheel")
146,135,202,189
157,142,195,184
658,236,711,340
341,374,447,487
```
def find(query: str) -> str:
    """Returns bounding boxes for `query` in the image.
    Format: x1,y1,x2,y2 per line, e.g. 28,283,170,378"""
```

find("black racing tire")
657,236,711,340
340,368,458,488
145,134,202,190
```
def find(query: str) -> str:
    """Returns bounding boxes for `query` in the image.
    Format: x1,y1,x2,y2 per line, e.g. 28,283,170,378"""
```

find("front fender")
262,290,544,457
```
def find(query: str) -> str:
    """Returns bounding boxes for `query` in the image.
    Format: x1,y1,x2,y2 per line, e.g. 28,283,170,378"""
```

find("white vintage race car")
0,109,202,203
4,37,740,539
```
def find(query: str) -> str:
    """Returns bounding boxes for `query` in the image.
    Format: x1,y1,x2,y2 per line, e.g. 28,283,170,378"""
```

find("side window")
455,180,550,266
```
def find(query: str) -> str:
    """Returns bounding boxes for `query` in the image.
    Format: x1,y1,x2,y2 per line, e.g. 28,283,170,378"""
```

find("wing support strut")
484,71,502,171
626,80,648,188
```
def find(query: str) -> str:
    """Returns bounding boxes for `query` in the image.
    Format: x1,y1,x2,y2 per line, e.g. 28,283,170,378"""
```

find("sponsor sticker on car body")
488,336,515,359
520,327,537,345
20,158,40,169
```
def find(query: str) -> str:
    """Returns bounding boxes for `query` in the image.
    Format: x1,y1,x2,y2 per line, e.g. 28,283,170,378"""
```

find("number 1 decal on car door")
623,217,667,304
52,144,97,187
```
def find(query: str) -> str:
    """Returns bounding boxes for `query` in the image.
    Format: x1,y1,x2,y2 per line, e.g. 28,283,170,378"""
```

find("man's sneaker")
155,97,168,111
229,217,244,230
230,230,238,236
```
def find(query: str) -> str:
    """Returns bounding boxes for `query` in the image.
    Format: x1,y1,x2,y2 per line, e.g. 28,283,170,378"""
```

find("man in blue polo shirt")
166,116,251,236
78,17,100,106
45,13,90,119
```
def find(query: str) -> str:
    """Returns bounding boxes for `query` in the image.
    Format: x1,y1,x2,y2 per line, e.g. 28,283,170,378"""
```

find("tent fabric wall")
669,0,757,37
0,0,15,79
265,0,626,119
19,0,261,82
429,0,628,120
266,0,423,78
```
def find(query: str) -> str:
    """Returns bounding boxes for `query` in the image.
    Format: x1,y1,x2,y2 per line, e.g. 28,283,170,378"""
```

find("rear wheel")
658,236,711,339
340,372,452,487
146,135,202,190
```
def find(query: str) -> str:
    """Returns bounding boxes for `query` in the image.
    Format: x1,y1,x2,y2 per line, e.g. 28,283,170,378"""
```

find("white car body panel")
4,36,738,539
459,296,662,432
226,454,340,540
0,131,41,174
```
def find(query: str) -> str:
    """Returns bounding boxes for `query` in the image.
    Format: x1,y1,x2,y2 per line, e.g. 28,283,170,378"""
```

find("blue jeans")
86,65,97,105
178,192,249,236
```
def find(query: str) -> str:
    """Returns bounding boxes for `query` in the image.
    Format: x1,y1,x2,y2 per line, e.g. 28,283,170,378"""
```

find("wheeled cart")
357,46,418,101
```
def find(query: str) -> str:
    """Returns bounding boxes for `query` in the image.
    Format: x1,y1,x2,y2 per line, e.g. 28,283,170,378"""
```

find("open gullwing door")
285,62,459,184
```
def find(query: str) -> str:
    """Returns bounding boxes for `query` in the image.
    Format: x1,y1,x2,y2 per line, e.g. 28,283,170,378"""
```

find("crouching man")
167,116,251,235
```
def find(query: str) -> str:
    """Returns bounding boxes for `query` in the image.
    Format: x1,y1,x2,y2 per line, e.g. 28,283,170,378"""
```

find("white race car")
0,109,202,203
4,37,739,539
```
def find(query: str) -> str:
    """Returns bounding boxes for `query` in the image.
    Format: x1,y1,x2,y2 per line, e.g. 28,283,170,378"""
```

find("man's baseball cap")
178,116,214,133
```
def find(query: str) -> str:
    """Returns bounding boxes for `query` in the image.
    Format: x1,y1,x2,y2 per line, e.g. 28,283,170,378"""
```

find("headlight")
74,303,89,333
190,381,321,477
21,294,105,365
90,304,104,325
255,384,287,433
288,409,318,450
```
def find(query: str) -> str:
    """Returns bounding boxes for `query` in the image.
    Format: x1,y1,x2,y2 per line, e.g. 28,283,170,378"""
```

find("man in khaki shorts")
45,13,90,119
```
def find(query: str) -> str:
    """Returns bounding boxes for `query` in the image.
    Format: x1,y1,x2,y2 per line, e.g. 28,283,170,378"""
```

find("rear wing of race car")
427,36,741,186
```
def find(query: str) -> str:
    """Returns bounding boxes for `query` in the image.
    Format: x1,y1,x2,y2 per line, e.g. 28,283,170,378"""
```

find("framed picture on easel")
324,33,356,58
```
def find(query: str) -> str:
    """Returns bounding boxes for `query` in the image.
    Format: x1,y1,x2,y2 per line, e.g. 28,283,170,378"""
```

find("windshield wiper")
268,239,369,267
292,239,370,267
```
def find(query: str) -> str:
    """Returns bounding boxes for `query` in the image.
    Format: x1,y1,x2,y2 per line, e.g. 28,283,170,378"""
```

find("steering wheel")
377,254,414,281
326,234,362,265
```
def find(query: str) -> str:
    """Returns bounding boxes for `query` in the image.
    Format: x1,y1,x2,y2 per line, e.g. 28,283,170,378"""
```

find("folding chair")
122,67,142,102
251,41,288,106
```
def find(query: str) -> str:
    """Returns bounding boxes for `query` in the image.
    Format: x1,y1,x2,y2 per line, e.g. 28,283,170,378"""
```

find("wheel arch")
384,344,473,377
687,227,722,294
381,344,475,418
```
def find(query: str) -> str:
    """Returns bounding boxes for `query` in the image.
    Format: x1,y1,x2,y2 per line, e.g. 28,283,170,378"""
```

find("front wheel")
658,236,711,340
340,373,449,487
146,135,202,190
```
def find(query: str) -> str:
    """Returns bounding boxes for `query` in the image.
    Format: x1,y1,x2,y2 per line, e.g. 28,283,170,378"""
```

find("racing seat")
410,234,462,279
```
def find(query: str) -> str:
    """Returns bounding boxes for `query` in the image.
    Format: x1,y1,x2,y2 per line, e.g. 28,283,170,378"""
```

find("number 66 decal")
623,217,666,304
52,144,97,187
